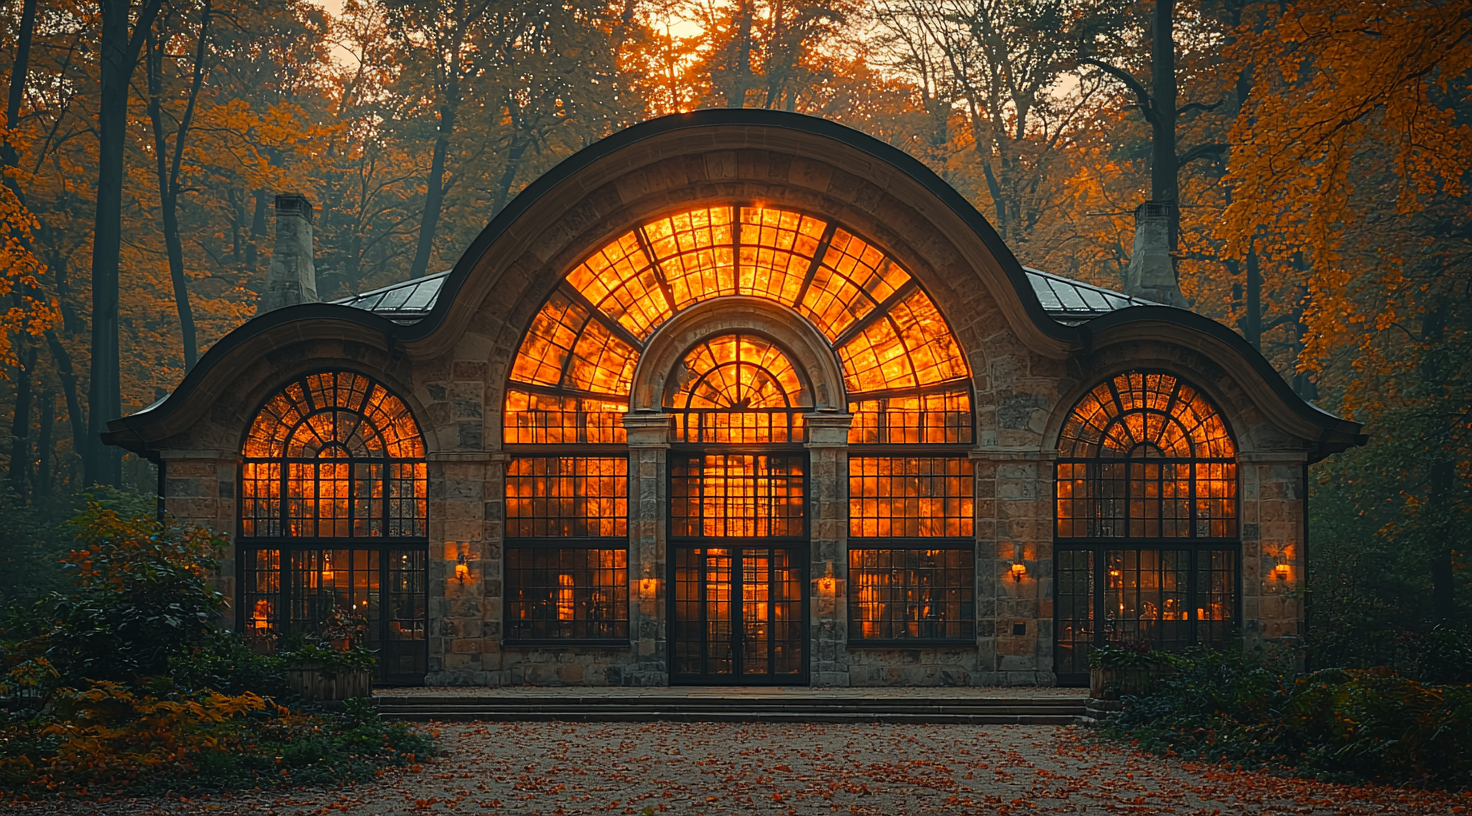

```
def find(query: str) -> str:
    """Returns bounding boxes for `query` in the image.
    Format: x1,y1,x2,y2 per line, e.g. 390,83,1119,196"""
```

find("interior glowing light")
558,574,575,621
503,204,972,447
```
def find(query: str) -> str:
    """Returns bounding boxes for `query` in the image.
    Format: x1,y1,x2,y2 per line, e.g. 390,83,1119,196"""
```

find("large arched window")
238,370,428,683
1054,371,1239,683
500,203,979,660
502,204,973,447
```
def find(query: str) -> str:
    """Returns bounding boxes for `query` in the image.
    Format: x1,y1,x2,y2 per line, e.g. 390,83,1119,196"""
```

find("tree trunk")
408,97,456,280
35,389,51,498
726,0,756,107
146,3,210,372
87,0,164,487
1421,305,1455,622
8,343,36,498
43,328,85,467
1150,0,1179,220
491,119,530,216
1,0,37,172
1244,241,1261,350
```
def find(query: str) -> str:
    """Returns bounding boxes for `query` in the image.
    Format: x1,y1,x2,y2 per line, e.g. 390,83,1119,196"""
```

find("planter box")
1090,664,1171,699
286,661,372,702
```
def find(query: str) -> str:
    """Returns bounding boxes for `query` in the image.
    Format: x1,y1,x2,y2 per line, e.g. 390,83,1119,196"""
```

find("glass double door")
671,546,808,684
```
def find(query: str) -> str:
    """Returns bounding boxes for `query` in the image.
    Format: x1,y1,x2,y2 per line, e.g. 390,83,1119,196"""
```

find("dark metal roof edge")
103,302,403,450
105,110,1359,461
1080,306,1365,455
394,109,1074,345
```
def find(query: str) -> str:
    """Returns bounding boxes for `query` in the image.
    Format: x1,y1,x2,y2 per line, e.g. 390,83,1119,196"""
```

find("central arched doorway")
666,334,811,684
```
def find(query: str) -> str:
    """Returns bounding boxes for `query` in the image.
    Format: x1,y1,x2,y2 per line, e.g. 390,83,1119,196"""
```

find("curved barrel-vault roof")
103,109,1363,460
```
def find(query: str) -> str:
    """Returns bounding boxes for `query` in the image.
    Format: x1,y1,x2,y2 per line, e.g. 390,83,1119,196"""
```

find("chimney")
1124,201,1188,308
259,193,318,313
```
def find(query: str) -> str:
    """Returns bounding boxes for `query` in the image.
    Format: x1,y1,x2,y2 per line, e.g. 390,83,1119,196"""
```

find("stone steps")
374,694,1088,725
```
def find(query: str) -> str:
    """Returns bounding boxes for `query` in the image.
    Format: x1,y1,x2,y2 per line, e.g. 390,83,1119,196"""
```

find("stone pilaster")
624,412,673,685
1239,453,1309,666
159,450,239,625
426,451,500,685
805,411,851,686
969,446,1054,686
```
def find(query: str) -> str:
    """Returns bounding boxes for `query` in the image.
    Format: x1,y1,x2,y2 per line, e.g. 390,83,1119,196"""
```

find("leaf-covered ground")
5,722,1470,815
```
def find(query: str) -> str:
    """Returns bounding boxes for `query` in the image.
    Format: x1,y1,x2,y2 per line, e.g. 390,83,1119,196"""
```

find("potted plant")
280,606,375,702
1088,640,1178,699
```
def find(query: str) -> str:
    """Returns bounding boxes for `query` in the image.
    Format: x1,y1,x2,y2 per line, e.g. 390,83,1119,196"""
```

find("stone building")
104,111,1363,687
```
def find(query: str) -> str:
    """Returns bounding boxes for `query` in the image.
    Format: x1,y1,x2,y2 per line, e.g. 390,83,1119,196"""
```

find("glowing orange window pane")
669,334,807,411
838,315,914,392
557,574,576,621
241,371,426,538
888,288,968,386
738,207,825,305
567,231,670,339
567,318,639,396
1056,371,1237,539
503,389,629,445
644,206,737,309
510,290,590,387
799,229,910,341
849,457,974,538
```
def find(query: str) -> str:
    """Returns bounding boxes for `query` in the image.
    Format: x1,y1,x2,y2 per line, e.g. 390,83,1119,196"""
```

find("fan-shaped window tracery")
503,203,973,446
667,334,809,444
241,371,427,538
1056,371,1237,539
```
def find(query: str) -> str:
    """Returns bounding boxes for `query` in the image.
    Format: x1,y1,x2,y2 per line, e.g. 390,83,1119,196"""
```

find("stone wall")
151,132,1327,688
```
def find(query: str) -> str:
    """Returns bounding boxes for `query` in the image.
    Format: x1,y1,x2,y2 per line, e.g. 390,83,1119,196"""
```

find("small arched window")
1053,371,1240,683
240,371,427,538
1057,371,1237,539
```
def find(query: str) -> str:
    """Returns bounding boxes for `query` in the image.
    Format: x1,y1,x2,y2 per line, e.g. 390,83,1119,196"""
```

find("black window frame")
235,369,430,685
846,453,977,647
1051,370,1244,685
502,454,631,647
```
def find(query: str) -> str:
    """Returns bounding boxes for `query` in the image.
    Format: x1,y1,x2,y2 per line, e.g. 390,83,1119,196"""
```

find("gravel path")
7,722,1469,815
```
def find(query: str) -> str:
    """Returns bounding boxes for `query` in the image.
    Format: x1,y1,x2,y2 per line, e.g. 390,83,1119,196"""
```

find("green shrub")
1110,648,1472,788
0,681,433,795
0,500,435,796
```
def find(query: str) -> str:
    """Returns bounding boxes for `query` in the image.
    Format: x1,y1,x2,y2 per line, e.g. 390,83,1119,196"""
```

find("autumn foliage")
0,0,1466,672
0,499,433,796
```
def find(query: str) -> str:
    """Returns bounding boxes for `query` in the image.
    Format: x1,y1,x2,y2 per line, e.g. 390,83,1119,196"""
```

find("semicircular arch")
503,202,974,443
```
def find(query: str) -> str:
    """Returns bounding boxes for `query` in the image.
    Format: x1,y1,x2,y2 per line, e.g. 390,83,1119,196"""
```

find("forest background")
0,0,1467,665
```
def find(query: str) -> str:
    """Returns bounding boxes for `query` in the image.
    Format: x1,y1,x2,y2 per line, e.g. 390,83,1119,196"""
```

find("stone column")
424,451,500,685
159,449,239,625
970,447,1053,686
1239,453,1308,666
623,412,673,685
805,411,852,687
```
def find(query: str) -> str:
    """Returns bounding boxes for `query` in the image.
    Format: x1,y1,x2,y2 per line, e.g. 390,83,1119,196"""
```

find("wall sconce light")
1274,559,1291,581
819,562,837,594
455,552,469,583
640,576,659,596
1010,562,1027,583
